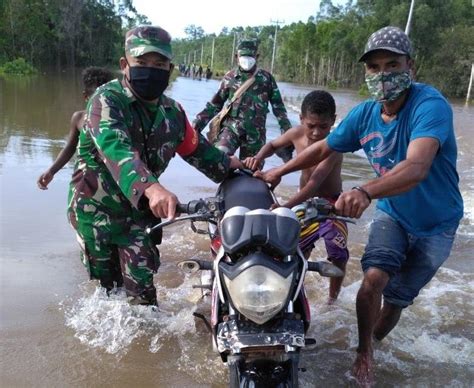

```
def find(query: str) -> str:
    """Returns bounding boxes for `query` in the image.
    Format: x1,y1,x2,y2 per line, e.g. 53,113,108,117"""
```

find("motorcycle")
147,170,353,387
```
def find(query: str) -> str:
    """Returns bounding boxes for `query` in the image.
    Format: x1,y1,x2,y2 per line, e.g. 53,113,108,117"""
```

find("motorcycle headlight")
221,260,295,324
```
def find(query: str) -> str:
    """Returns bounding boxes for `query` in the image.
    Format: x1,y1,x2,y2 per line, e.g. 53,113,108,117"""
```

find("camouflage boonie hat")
237,39,258,56
125,26,172,59
359,26,412,62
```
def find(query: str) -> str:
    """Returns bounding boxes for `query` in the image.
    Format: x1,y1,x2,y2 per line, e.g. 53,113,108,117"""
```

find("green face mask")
365,71,412,102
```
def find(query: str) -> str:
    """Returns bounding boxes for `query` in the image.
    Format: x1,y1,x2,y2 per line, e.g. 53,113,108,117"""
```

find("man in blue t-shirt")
256,26,463,385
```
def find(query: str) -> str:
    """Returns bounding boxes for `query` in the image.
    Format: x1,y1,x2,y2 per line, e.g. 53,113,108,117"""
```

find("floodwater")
0,72,473,387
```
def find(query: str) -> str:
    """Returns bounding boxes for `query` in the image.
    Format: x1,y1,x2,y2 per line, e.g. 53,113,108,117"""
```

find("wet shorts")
362,209,458,308
295,206,349,262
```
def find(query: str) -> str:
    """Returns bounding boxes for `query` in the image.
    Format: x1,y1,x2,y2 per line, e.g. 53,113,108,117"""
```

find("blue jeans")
361,209,457,308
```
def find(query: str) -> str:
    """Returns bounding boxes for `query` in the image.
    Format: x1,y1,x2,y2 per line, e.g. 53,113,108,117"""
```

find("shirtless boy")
244,90,349,302
37,67,113,189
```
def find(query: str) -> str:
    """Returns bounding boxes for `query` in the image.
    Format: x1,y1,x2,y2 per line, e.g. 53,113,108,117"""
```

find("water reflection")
1,71,473,387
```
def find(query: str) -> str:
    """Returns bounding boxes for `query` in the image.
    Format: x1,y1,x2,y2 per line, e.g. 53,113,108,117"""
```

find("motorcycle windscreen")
217,173,275,211
221,209,301,256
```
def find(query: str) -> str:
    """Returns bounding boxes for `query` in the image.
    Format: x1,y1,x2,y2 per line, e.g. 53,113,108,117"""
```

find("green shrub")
358,82,369,97
327,80,339,89
0,58,37,75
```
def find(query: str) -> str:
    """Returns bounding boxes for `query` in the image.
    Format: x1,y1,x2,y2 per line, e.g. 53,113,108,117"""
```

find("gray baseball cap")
359,26,413,62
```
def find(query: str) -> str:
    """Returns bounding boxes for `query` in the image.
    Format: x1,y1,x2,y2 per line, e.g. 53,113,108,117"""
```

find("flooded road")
1,72,473,387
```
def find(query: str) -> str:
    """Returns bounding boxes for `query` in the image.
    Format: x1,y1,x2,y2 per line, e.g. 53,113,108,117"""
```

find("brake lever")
301,214,356,227
146,213,212,234
332,215,356,224
300,197,356,225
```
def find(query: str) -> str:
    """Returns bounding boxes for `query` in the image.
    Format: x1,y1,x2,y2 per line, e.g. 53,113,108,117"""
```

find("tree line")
173,0,473,99
0,0,148,70
1,0,472,98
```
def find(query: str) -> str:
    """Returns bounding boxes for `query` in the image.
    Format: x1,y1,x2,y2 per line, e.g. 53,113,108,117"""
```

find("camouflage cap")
125,25,173,59
237,39,258,56
359,26,413,62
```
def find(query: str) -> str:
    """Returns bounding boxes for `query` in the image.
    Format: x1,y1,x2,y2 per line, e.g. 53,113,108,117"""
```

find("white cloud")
133,0,322,39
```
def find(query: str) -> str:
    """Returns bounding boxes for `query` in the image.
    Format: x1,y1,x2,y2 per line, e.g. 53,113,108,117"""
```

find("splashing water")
62,229,474,386
63,275,202,357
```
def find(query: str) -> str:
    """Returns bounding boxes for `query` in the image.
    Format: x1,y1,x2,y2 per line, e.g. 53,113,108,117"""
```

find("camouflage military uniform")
193,40,292,159
68,33,230,304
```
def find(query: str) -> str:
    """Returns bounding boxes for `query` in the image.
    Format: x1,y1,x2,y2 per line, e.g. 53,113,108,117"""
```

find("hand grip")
176,200,206,214
176,203,189,214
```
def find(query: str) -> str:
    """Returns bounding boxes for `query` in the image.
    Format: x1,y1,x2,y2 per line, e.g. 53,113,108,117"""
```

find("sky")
132,0,328,39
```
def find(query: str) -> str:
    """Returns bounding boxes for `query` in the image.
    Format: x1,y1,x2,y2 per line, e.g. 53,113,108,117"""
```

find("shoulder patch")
176,116,199,156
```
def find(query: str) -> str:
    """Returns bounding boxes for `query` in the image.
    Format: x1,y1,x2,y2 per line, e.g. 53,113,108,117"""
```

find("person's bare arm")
37,111,83,189
243,128,297,171
336,137,440,218
283,152,342,208
255,139,334,189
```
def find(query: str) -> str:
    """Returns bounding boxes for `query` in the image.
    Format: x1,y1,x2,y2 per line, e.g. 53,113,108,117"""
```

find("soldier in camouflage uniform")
67,26,241,305
193,39,293,161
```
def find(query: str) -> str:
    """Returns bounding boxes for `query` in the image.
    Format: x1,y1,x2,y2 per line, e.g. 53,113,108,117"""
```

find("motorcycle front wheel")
227,352,299,388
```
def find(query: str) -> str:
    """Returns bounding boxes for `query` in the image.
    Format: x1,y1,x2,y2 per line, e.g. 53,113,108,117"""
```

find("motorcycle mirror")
308,261,344,277
178,260,201,274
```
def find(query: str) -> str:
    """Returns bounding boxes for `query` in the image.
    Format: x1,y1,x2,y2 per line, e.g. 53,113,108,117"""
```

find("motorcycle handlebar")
301,197,356,225
176,203,189,214
176,200,204,214
147,197,222,234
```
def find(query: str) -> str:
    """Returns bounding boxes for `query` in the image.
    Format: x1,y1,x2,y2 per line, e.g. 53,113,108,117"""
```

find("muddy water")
0,72,473,387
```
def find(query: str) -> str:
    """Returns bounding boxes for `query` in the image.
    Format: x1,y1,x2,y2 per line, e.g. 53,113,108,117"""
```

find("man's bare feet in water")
352,351,374,387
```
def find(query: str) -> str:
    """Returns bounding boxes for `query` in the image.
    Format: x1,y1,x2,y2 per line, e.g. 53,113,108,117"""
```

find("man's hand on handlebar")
334,189,371,219
144,183,179,219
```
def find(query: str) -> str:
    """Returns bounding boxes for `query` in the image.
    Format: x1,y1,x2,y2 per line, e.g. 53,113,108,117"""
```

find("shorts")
296,206,349,262
362,209,457,308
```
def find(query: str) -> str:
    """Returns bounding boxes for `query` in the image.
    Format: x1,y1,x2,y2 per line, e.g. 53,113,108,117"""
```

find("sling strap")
207,71,258,142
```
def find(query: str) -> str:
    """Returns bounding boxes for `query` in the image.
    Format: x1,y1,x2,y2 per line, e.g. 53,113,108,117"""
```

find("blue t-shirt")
327,83,463,236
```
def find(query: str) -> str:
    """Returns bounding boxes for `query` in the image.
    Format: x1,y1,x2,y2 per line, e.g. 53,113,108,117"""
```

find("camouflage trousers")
214,126,264,159
68,199,160,305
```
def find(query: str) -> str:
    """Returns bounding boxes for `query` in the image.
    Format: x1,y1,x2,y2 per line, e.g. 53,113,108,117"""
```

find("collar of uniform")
120,78,137,102
235,67,258,79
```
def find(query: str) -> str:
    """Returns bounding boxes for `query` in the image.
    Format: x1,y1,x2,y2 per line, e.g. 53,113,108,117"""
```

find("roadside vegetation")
1,0,472,98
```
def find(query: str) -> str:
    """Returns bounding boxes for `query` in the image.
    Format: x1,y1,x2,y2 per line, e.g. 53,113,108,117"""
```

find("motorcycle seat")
217,173,275,211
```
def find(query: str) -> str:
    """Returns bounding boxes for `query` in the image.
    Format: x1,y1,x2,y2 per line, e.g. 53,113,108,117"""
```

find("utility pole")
211,37,215,69
466,63,473,105
270,19,284,74
200,43,204,64
405,0,415,36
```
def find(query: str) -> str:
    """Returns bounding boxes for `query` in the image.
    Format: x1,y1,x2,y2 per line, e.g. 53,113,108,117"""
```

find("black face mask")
127,65,170,101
